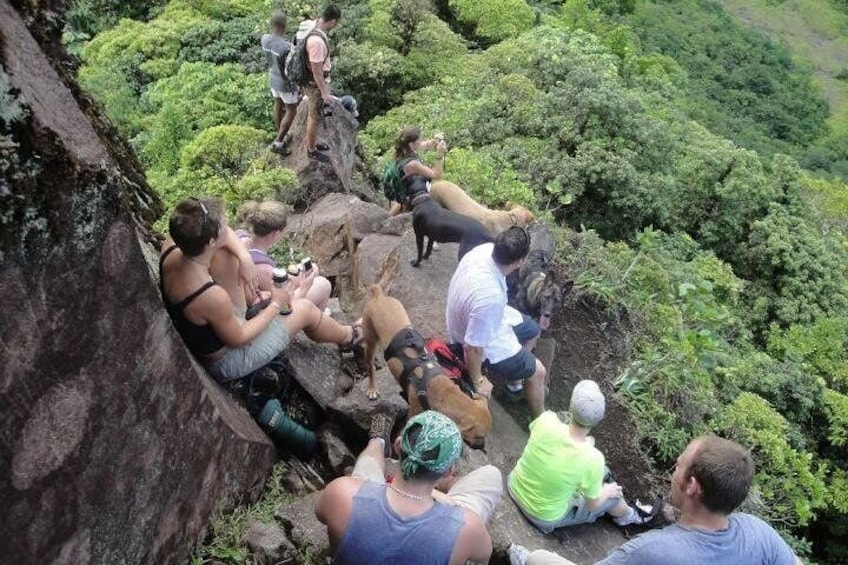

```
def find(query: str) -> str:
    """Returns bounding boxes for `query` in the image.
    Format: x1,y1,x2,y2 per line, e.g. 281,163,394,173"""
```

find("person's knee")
527,360,546,385
478,465,503,489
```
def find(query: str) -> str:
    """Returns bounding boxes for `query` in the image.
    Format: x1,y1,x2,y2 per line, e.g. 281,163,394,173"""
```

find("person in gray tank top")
261,11,300,154
508,436,802,565
315,411,502,564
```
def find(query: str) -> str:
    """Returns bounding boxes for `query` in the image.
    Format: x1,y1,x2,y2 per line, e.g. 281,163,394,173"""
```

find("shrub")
447,0,535,45
715,392,827,529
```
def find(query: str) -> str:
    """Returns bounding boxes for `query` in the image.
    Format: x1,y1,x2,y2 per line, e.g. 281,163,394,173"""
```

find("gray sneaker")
369,412,394,457
508,543,530,565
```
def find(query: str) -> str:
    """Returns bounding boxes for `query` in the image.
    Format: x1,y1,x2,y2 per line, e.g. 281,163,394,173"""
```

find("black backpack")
285,28,327,86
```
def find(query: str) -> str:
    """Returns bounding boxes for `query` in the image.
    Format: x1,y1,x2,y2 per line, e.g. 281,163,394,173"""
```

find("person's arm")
256,264,274,292
450,512,492,565
404,140,447,179
203,284,290,348
584,482,623,512
463,344,492,398
218,226,259,303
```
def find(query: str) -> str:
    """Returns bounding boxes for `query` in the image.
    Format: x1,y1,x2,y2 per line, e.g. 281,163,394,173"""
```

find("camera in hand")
301,257,313,272
272,268,289,286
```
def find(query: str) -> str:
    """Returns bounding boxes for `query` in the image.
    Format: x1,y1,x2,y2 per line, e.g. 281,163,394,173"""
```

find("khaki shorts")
303,85,324,122
205,317,290,382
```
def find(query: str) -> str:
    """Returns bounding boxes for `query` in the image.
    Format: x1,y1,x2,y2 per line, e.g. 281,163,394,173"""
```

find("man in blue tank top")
315,411,502,564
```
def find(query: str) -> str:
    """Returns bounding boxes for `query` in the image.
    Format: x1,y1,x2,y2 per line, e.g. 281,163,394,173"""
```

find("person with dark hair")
387,125,447,216
508,381,661,536
262,11,300,154
314,411,502,564
159,197,361,383
302,4,342,161
445,226,548,416
508,435,801,565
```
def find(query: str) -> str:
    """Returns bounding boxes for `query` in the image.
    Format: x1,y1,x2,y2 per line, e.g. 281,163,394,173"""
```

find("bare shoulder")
450,508,492,565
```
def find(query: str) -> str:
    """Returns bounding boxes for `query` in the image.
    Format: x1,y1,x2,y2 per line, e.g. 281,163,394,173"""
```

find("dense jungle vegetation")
68,0,848,560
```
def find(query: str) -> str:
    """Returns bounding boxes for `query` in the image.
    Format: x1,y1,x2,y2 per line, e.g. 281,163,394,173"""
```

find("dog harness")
384,327,443,410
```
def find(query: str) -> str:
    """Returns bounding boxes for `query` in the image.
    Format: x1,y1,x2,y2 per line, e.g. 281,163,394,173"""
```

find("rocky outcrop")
278,97,381,209
0,4,275,564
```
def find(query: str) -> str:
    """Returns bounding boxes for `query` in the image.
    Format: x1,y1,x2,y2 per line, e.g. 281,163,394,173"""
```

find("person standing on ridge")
303,5,341,161
261,11,299,155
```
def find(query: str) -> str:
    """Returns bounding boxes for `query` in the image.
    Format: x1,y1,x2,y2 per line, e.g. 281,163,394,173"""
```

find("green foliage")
178,15,265,71
628,0,829,159
445,147,536,207
743,204,848,332
138,63,267,173
767,318,848,392
333,41,409,123
824,389,848,448
715,392,828,529
448,0,536,44
192,462,302,564
65,0,165,38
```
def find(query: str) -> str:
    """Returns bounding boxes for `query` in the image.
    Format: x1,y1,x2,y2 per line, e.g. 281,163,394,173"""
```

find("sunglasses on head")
189,197,216,235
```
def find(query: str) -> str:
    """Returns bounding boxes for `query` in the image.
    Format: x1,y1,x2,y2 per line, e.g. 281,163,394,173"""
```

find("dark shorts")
484,315,541,383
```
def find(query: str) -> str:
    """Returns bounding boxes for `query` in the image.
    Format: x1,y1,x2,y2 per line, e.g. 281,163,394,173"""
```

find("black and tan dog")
361,285,492,448
406,177,493,267
507,223,573,323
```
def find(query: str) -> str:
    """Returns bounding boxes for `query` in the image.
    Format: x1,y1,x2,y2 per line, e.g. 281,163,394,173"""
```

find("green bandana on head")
400,411,462,478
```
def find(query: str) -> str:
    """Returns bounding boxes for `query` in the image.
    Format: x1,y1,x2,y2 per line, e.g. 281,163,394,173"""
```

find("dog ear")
504,201,517,211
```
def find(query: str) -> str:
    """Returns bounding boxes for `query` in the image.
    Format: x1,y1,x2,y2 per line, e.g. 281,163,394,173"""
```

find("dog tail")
367,284,383,299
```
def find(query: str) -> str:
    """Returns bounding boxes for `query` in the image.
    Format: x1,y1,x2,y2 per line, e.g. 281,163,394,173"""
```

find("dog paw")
367,388,380,400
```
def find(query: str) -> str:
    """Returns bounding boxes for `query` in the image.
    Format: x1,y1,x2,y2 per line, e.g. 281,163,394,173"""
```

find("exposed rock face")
0,4,275,563
279,98,381,209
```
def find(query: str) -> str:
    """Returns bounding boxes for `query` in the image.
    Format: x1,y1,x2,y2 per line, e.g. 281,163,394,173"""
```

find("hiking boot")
270,140,290,155
369,412,394,457
308,149,330,162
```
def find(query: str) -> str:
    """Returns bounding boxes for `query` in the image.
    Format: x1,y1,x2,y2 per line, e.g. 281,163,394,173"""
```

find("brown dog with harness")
360,285,492,448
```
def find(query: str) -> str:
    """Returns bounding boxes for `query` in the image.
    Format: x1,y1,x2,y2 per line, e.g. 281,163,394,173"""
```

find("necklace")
186,255,211,269
387,483,430,502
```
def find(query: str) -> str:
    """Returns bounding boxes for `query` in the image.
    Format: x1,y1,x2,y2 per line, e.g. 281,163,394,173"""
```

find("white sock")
613,506,641,526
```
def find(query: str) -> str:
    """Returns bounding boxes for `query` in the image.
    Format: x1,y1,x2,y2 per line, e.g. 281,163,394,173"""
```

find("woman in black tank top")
159,197,362,382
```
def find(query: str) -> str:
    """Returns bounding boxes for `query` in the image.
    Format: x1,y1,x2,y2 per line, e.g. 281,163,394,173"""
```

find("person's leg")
350,439,387,483
281,298,354,345
304,275,331,311
446,465,503,523
276,102,299,143
513,315,542,353
273,95,283,132
304,86,320,152
524,359,547,418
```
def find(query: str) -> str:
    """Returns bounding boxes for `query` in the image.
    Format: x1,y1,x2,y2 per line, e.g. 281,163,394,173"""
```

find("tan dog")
360,285,492,448
429,180,535,237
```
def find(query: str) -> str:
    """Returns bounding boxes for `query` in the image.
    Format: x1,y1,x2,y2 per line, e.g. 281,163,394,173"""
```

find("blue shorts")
485,315,541,383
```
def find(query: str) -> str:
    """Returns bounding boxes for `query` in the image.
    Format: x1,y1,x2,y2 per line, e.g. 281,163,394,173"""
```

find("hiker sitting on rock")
386,125,447,217
315,411,502,564
508,435,802,565
159,196,361,384
236,199,331,310
446,226,547,415
508,380,661,535
262,11,300,155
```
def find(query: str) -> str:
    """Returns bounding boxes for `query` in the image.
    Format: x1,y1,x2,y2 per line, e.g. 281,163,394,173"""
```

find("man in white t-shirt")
446,227,547,417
